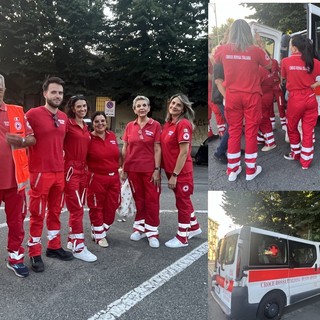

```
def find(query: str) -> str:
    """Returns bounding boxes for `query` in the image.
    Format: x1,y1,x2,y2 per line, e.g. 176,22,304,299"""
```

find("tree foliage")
0,0,207,109
222,191,320,241
103,0,207,108
243,3,320,34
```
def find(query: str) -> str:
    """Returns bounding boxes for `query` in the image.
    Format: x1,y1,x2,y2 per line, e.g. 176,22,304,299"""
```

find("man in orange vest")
0,74,36,277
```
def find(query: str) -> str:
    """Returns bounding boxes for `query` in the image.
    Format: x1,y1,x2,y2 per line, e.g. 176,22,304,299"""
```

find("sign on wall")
105,100,116,117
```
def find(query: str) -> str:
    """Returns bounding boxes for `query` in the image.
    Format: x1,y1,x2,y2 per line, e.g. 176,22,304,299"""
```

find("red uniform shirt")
0,102,33,189
64,118,91,166
214,44,270,94
122,118,161,172
160,118,193,174
271,59,281,89
281,53,320,91
87,131,119,174
259,67,274,94
26,106,67,172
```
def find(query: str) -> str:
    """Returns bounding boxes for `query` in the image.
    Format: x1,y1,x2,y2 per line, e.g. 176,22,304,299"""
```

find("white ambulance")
211,226,320,320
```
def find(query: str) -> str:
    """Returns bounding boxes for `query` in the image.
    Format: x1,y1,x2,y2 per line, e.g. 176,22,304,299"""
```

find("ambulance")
211,226,320,320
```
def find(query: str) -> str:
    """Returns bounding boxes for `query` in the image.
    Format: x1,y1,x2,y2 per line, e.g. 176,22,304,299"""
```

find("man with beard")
26,77,73,272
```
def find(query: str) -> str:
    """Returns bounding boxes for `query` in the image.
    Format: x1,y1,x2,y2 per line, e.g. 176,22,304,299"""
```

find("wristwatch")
155,167,161,171
172,172,179,177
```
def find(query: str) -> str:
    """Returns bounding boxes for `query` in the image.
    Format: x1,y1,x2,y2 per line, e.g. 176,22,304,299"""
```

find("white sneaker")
148,237,160,248
67,241,73,250
73,246,97,262
228,166,242,182
246,165,262,181
97,238,109,248
188,228,202,239
130,231,146,241
165,237,188,248
261,144,276,152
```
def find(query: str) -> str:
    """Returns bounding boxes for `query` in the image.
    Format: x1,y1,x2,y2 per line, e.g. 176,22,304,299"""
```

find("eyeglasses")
138,129,144,140
53,114,60,128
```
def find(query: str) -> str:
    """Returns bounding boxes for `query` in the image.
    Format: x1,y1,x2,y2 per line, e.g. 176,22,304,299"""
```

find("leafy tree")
103,0,208,108
243,3,320,34
0,0,108,100
222,191,320,241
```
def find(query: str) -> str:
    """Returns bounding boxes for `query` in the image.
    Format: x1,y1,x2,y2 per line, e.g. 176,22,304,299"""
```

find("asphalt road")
209,117,320,191
0,164,208,320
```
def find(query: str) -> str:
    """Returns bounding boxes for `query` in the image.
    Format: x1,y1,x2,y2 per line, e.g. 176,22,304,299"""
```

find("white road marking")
0,217,30,228
87,241,208,320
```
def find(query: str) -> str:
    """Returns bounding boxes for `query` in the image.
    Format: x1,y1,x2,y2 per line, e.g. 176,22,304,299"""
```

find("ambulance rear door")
249,22,283,62
307,3,320,55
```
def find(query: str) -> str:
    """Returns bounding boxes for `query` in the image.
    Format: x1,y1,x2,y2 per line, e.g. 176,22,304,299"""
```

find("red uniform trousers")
87,172,120,241
0,188,27,264
64,162,88,253
128,172,160,238
286,90,318,168
209,101,226,136
259,91,276,147
165,172,200,244
271,87,286,126
225,91,262,175
28,172,65,257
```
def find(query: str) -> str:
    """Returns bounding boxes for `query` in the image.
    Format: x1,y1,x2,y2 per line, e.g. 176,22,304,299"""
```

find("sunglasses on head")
52,114,60,128
70,94,85,100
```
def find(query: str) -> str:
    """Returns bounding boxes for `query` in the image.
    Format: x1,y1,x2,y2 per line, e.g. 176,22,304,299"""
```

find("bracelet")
154,167,161,171
172,172,178,177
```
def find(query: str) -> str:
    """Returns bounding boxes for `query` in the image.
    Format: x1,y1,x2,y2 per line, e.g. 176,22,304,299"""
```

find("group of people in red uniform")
211,19,320,181
0,75,202,278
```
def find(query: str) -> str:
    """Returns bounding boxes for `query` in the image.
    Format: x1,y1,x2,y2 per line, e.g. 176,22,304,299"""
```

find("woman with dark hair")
281,34,320,169
87,111,121,248
64,95,97,262
161,94,202,248
214,19,271,182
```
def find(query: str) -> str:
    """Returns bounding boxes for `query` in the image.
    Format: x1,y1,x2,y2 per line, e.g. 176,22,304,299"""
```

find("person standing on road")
214,19,271,182
281,35,320,169
161,93,202,248
121,96,161,248
87,111,121,248
26,77,73,273
0,74,36,277
64,95,97,262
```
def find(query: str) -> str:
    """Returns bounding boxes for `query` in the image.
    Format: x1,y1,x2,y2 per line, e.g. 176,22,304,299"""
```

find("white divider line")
88,241,208,320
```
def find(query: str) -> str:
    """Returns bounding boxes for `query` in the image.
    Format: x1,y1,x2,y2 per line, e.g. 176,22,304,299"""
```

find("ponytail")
291,35,314,73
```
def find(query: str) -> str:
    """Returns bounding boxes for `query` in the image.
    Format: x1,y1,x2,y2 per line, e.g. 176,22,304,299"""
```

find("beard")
46,97,62,109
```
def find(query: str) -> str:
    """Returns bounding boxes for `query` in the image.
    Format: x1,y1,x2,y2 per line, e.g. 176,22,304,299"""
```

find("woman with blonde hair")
214,19,271,182
161,93,202,248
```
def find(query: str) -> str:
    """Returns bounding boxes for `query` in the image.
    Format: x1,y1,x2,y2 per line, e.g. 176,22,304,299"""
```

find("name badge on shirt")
168,130,174,136
110,140,116,144
145,130,154,136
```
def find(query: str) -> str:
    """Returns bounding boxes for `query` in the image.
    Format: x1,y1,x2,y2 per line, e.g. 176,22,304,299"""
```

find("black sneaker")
46,248,74,261
7,262,29,278
30,256,45,272
213,152,228,164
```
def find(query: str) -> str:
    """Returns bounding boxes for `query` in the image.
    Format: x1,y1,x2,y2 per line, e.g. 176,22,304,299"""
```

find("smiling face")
133,99,150,118
168,96,184,118
93,114,107,135
72,99,87,120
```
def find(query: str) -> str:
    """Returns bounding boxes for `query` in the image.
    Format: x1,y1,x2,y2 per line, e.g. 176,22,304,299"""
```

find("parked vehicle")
211,226,320,320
